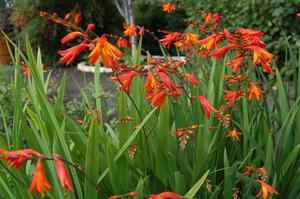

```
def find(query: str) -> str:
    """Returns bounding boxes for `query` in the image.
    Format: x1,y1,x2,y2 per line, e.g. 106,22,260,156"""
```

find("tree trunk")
113,0,137,56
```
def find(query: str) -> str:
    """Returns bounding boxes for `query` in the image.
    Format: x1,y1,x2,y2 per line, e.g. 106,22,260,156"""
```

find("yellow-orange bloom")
248,82,263,100
29,159,52,197
225,128,242,141
88,35,124,67
123,24,137,36
256,180,279,199
251,46,273,73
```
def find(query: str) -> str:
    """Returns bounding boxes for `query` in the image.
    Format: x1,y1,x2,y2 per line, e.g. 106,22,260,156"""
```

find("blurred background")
0,0,300,67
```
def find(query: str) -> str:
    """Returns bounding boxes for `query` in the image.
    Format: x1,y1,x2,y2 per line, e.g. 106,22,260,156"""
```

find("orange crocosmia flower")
162,3,177,13
1,149,43,169
144,71,160,92
158,72,177,90
175,33,200,49
226,54,243,72
223,90,244,107
297,13,300,16
225,128,242,141
117,37,129,48
88,35,124,66
251,46,273,73
149,191,186,199
54,155,73,192
123,24,137,36
195,95,217,119
198,34,223,51
61,31,85,44
111,71,139,93
160,32,181,49
256,180,279,199
147,91,168,110
248,82,263,100
209,44,236,60
22,65,31,77
29,159,52,197
58,42,89,65
185,73,199,86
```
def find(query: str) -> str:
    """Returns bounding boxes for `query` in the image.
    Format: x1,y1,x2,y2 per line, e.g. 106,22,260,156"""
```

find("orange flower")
225,128,242,141
111,71,139,93
223,90,244,107
248,82,263,100
144,71,160,93
123,24,137,36
162,3,177,13
29,159,52,197
256,180,279,199
149,191,186,199
158,72,177,90
160,32,181,48
198,34,223,51
251,46,273,73
54,155,73,192
147,91,168,109
175,33,200,49
1,149,43,169
194,95,217,119
297,12,300,17
21,65,31,77
61,31,85,44
88,35,124,66
58,42,89,65
185,73,199,86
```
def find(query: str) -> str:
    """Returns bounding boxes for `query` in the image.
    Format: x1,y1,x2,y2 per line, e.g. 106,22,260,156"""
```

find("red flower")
162,3,177,13
74,13,81,24
123,24,137,36
149,191,186,199
58,42,89,65
61,31,85,44
297,12,300,17
21,65,31,77
256,180,279,199
111,71,139,93
29,159,52,197
54,155,73,191
117,37,130,48
86,23,95,33
158,72,177,90
88,35,124,66
185,73,199,86
194,95,217,119
1,149,43,169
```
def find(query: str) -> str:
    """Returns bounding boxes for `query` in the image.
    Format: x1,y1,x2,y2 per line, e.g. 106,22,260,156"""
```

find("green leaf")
184,170,209,198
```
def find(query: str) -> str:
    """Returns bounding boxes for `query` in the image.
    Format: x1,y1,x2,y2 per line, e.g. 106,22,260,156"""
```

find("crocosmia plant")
0,1,299,199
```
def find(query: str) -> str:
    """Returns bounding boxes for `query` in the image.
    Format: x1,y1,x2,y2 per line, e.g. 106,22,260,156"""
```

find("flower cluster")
109,191,186,199
0,149,74,197
243,166,279,199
